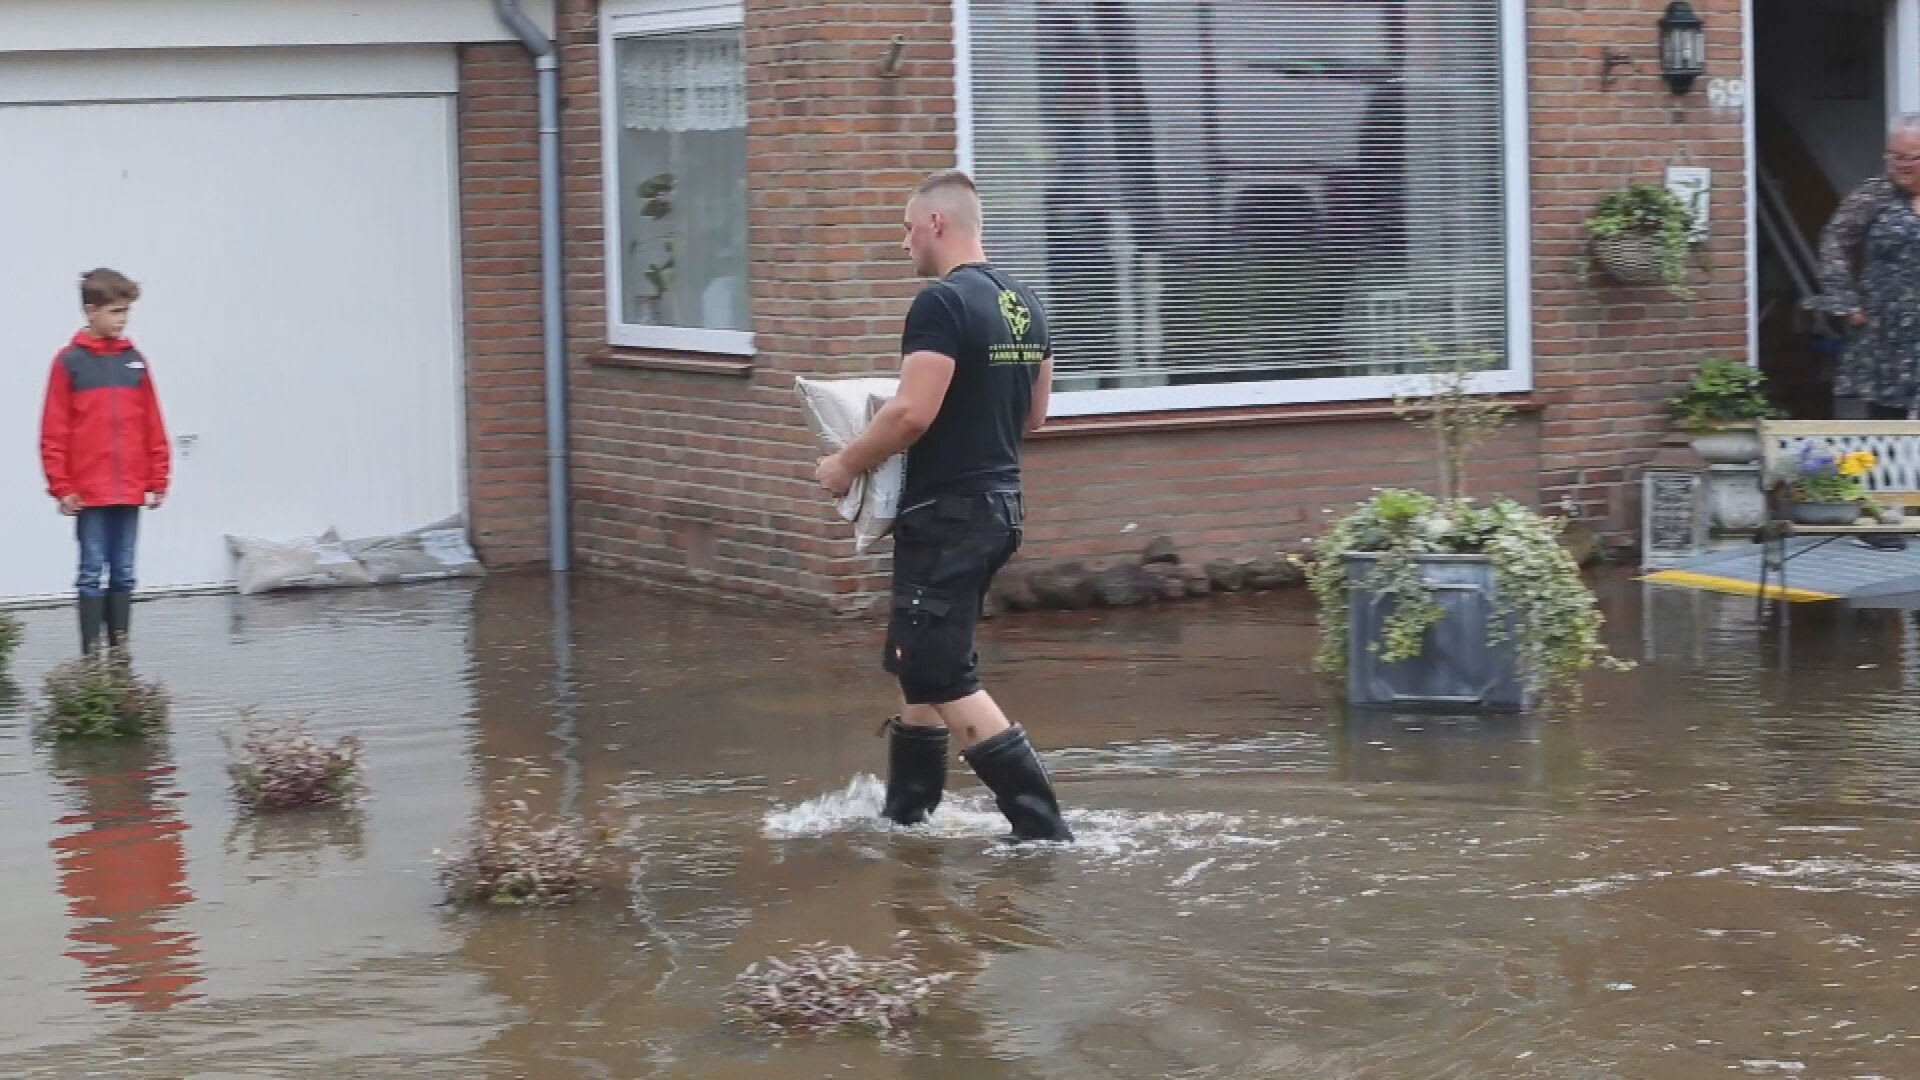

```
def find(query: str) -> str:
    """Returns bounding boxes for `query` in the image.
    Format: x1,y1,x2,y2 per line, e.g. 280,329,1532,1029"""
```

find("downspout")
493,0,571,572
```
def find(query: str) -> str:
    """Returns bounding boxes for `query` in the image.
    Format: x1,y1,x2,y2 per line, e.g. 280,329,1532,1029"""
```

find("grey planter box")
1345,553,1529,712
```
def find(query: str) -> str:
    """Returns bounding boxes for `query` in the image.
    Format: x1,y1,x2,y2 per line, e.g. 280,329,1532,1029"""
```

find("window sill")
1030,394,1538,439
592,349,754,377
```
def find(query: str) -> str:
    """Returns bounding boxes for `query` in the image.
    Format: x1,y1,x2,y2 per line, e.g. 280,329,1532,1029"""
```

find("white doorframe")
1744,0,1757,370
1892,0,1919,116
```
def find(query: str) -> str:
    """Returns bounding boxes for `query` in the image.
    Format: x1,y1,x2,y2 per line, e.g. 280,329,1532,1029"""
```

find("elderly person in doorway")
1817,115,1920,420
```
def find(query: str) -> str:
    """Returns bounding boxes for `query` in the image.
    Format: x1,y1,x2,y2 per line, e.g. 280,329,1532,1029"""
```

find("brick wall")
1023,413,1543,564
1529,0,1750,535
458,43,550,567
558,0,954,611
531,0,1746,610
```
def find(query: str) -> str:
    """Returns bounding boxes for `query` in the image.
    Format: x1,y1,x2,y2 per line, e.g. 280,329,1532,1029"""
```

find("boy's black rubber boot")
78,594,107,654
105,591,133,651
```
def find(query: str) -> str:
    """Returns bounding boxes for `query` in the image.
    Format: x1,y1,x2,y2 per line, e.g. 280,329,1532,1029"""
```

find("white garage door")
0,56,464,603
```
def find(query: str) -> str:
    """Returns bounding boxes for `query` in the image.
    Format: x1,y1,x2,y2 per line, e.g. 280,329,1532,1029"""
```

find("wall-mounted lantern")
1659,2,1706,95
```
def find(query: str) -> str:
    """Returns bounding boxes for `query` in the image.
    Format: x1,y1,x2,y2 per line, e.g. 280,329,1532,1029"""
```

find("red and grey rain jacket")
40,331,172,507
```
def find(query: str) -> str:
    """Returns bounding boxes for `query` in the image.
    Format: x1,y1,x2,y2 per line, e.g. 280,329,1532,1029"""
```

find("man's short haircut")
80,268,140,309
913,169,982,232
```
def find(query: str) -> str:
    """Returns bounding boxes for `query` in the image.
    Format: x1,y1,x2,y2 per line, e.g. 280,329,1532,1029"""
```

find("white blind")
619,31,745,132
965,0,1510,390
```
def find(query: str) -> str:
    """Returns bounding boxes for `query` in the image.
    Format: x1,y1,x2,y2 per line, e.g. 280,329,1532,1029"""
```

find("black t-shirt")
898,263,1050,507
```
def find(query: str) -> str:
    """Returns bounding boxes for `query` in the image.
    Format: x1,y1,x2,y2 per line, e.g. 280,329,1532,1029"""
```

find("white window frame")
951,0,1533,417
600,0,753,356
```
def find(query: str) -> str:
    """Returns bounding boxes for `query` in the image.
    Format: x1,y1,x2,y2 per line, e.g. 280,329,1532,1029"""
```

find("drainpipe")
493,0,571,572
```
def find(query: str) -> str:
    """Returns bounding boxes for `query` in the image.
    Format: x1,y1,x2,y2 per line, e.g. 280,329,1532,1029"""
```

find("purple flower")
1795,442,1839,476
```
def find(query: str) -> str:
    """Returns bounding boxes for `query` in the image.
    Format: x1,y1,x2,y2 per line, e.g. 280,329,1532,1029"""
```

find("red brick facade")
454,0,1750,609
1529,0,1749,535
458,43,550,567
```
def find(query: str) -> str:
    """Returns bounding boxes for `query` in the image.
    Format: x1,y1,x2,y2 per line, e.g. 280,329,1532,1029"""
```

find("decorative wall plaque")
1643,468,1707,568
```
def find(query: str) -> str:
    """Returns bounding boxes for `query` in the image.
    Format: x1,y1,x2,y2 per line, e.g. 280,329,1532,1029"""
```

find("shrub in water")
227,715,364,813
41,650,169,740
0,611,21,668
437,800,612,907
727,943,955,1036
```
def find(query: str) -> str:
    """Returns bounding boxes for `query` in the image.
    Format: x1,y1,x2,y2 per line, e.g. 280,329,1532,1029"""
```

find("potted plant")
1781,444,1875,525
1585,183,1696,298
1309,349,1630,711
1667,357,1782,464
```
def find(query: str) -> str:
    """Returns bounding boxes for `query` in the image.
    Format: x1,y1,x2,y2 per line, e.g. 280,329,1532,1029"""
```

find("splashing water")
761,774,1009,840
760,774,1322,863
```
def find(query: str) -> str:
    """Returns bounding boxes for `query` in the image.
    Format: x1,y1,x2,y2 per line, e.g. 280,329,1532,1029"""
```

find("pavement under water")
0,572,1917,1078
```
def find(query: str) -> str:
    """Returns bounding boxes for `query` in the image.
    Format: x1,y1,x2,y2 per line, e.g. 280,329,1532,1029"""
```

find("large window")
959,0,1529,414
602,0,750,355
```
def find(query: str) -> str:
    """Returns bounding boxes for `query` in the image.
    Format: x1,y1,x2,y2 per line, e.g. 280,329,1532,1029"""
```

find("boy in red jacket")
40,268,171,654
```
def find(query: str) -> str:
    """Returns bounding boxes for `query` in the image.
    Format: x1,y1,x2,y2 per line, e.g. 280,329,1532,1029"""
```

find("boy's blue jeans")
76,505,140,597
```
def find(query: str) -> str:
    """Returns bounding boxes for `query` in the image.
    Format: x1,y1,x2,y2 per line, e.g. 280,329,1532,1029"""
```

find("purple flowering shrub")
438,800,614,907
727,943,955,1035
227,716,364,812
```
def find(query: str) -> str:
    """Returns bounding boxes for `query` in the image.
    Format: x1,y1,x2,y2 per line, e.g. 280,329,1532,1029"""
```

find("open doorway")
1753,0,1891,419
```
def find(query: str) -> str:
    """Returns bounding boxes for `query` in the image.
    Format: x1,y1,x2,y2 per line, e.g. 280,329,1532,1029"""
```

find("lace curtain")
620,32,745,133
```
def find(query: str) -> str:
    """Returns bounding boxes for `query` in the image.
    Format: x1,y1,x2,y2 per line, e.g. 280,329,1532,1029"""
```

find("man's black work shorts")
883,490,1023,706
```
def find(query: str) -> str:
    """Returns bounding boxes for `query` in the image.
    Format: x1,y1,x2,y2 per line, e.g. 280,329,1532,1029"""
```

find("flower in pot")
1782,445,1875,524
1667,357,1782,464
1585,183,1696,298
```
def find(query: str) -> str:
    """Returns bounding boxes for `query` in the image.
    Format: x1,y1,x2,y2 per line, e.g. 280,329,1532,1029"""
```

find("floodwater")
1,573,1918,1079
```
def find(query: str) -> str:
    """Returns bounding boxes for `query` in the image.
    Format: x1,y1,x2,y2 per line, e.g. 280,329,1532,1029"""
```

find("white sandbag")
796,376,904,553
227,528,375,596
345,517,485,584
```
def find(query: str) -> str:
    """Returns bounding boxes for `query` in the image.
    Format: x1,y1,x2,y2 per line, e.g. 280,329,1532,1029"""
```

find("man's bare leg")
929,690,1011,748
946,689,1071,842
899,701,946,730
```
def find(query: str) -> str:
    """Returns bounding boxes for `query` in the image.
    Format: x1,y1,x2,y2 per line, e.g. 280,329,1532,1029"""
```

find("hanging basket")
1590,232,1677,287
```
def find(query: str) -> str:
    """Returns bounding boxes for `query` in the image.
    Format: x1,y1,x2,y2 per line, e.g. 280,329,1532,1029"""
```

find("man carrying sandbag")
813,170,1073,843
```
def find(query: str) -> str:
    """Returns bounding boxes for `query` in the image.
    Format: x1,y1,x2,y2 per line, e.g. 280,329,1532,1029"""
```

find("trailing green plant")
1667,357,1782,431
226,713,364,813
437,800,614,907
1309,491,1631,709
1584,183,1696,297
726,943,955,1036
0,611,21,669
41,650,169,740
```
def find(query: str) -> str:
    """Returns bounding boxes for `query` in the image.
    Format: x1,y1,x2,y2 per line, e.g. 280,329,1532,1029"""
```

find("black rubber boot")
105,591,133,652
78,594,107,655
962,724,1074,843
881,717,948,826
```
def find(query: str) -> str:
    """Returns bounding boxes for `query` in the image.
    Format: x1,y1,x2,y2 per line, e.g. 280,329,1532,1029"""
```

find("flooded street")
3,573,1920,1078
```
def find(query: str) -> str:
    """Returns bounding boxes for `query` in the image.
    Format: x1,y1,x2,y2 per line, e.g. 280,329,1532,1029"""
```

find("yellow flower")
1838,450,1877,478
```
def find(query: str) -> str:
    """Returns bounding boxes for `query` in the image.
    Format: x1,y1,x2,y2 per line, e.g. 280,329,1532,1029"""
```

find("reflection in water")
2,574,1920,1076
1334,708,1549,787
224,807,367,869
47,743,202,1012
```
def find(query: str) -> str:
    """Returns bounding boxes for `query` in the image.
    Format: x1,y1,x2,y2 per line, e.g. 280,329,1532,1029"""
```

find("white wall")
0,0,555,53
0,89,467,600
0,45,458,104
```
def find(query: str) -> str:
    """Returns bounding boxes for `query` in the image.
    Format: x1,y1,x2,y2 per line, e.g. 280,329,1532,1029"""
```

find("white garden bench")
1755,420,1920,623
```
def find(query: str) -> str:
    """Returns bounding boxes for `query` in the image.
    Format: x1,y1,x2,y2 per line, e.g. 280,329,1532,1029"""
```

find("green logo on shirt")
998,289,1032,340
